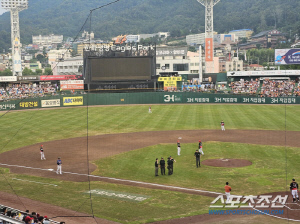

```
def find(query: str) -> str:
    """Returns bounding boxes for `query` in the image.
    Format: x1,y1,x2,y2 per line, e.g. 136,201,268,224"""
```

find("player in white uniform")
198,140,204,155
220,120,225,131
177,140,181,156
148,106,152,113
40,145,46,160
56,157,62,174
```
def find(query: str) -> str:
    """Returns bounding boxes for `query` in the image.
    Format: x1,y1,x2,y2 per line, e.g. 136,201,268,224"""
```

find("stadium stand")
259,79,296,97
0,204,59,224
0,84,57,101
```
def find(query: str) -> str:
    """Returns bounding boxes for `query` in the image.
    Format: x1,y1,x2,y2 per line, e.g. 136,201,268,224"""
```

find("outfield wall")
0,93,299,111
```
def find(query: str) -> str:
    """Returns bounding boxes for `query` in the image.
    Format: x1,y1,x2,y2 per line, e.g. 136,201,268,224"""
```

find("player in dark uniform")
194,149,201,167
159,157,165,175
290,179,299,202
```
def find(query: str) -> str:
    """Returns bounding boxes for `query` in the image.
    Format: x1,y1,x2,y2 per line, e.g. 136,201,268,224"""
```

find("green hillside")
0,0,299,50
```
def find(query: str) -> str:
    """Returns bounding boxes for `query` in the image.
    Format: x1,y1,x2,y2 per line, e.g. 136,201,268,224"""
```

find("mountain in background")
0,0,300,51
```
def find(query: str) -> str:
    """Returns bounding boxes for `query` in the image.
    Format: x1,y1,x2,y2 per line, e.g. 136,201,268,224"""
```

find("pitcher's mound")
202,159,252,167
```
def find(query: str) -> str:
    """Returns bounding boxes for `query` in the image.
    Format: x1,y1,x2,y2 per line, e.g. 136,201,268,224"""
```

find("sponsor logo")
19,101,38,108
86,189,150,202
41,99,60,108
63,97,83,106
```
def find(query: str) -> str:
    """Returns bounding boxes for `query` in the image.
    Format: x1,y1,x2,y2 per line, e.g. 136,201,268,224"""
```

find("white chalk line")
0,163,299,222
12,178,58,187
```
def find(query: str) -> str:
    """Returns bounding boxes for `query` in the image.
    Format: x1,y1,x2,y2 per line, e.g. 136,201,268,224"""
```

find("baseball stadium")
0,2,300,224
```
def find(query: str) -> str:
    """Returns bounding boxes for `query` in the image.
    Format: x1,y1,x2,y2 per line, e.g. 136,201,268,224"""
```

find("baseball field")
0,104,299,224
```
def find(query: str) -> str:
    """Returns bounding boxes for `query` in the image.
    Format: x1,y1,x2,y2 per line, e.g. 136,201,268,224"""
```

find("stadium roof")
229,29,252,32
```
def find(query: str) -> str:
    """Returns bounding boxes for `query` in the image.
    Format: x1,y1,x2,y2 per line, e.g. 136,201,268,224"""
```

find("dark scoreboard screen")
90,57,153,82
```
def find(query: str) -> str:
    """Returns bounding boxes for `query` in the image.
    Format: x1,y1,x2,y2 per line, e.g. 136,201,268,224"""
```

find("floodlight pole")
1,0,28,76
197,0,220,76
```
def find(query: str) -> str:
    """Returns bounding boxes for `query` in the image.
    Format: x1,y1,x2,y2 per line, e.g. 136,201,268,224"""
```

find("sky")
0,6,6,15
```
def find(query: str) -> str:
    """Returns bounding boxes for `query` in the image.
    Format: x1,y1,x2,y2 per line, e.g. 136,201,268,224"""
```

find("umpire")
194,149,201,167
155,158,159,176
159,157,165,175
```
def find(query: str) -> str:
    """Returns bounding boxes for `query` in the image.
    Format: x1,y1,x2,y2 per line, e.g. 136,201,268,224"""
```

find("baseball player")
148,106,152,113
56,157,62,175
198,140,204,155
177,140,181,156
224,182,232,204
290,179,299,202
220,120,225,131
40,145,46,160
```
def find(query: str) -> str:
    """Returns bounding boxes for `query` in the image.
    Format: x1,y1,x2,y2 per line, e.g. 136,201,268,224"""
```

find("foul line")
1,163,300,222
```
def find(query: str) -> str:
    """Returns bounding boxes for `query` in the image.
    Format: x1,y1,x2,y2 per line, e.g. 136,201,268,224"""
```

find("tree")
44,67,53,76
35,69,43,75
22,67,33,76
1,69,12,76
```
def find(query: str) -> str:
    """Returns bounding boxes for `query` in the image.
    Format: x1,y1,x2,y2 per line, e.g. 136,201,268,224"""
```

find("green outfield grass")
0,168,212,224
0,104,299,154
0,104,299,223
93,142,300,196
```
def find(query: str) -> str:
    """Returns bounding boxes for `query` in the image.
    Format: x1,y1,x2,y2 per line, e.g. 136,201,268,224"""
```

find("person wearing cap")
220,120,225,131
155,158,159,176
159,157,165,175
224,182,232,204
40,145,46,160
56,157,62,174
198,140,204,155
290,178,299,202
177,140,181,156
167,156,176,175
194,149,201,168
24,216,33,224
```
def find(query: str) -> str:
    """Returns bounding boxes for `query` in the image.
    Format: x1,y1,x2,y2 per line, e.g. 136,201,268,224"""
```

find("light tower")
1,0,28,76
197,0,220,77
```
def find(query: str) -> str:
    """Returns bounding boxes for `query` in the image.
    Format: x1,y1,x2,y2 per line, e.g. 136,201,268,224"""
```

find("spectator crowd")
229,79,260,95
259,79,296,97
0,205,63,224
0,84,57,101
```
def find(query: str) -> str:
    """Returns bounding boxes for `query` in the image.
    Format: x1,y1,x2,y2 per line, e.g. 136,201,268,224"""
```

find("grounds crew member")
159,157,165,175
194,149,201,167
290,178,299,202
225,182,232,204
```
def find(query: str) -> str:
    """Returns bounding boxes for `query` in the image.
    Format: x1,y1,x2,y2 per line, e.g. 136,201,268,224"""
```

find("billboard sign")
41,99,60,108
275,49,300,65
60,80,84,90
205,38,213,62
0,76,17,82
63,97,83,106
40,75,82,81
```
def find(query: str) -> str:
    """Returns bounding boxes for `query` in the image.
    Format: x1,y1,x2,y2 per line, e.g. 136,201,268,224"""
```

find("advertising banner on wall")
40,75,82,81
158,77,182,91
41,99,60,108
275,49,300,65
205,38,213,62
60,80,84,90
19,101,38,108
0,76,17,82
63,97,83,106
